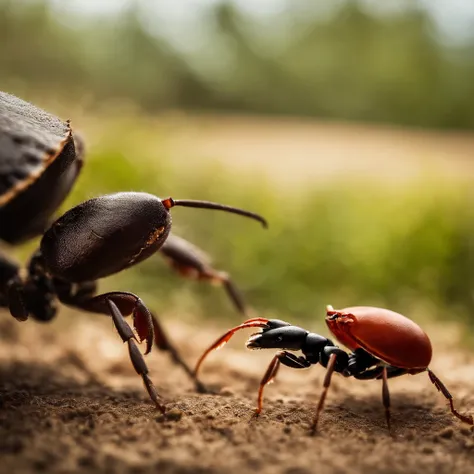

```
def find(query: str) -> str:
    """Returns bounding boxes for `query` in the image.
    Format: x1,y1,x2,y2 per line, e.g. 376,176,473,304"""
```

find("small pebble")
439,428,454,439
165,408,183,421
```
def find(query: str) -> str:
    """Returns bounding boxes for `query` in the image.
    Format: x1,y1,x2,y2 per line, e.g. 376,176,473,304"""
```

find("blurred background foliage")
66,143,474,329
2,0,474,128
1,0,474,332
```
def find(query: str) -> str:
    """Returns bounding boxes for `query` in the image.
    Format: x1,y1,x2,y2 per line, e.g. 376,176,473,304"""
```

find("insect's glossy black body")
0,91,267,411
244,319,396,378
0,91,83,243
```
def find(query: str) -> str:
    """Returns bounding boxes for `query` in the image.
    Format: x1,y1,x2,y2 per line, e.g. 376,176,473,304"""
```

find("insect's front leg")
24,250,57,321
54,278,208,396
254,351,313,415
0,250,57,322
0,251,26,320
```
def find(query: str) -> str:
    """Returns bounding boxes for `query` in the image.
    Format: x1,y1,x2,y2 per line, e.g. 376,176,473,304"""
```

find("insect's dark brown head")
41,193,266,283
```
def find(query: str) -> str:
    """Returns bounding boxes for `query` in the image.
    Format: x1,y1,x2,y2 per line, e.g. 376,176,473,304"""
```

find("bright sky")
48,0,474,45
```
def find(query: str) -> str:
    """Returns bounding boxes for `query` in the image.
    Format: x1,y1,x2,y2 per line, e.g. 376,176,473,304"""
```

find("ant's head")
246,319,309,350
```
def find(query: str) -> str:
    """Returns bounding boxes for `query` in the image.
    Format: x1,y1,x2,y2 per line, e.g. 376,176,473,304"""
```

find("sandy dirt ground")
1,311,474,474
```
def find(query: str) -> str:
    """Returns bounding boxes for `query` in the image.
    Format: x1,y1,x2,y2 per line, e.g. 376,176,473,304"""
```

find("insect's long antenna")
193,318,270,376
161,198,268,228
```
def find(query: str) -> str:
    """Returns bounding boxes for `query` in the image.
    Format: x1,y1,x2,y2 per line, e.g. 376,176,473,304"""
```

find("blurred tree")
1,0,474,128
0,0,87,92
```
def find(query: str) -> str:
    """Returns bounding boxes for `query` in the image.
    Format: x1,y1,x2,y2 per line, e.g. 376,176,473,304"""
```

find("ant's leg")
255,351,311,415
384,366,409,379
55,281,207,392
362,366,473,427
381,366,391,433
353,365,408,380
107,299,165,413
256,354,280,415
311,353,337,435
428,369,473,425
309,346,351,433
160,234,248,315
353,367,384,379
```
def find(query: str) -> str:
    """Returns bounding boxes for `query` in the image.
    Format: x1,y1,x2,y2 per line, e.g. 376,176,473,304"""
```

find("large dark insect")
0,91,267,411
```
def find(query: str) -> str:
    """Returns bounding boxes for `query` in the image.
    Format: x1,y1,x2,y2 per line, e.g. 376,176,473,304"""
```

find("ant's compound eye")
276,336,283,343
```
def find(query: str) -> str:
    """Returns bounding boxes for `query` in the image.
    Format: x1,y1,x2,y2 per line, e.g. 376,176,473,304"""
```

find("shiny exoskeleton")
0,91,267,411
0,91,84,244
195,305,473,433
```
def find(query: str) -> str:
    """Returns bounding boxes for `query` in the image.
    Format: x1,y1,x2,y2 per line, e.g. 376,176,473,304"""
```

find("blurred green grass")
11,120,473,333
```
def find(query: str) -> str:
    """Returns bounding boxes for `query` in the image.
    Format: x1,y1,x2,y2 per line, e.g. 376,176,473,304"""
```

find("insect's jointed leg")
54,282,165,408
311,352,337,435
0,252,27,320
0,250,57,322
160,235,248,316
428,369,473,425
382,366,391,433
150,315,207,393
255,351,312,414
55,285,155,352
25,250,57,321
56,281,207,394
107,300,165,413
256,354,281,415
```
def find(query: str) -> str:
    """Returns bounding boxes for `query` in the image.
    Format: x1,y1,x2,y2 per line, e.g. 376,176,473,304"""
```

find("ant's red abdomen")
326,306,432,370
